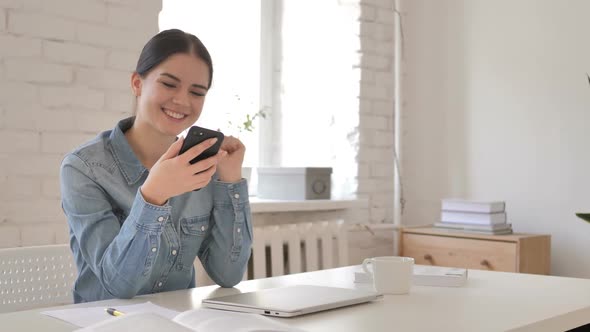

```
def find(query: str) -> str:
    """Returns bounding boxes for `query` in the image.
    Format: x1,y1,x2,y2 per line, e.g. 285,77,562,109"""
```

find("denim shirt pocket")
177,214,210,271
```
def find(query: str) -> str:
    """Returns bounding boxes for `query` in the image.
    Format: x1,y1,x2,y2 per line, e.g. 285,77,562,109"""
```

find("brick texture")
43,40,107,67
356,0,396,224
8,11,77,40
0,1,162,246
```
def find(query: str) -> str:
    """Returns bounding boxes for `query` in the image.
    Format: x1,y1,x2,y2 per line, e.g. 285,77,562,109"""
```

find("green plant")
227,94,268,134
228,108,267,133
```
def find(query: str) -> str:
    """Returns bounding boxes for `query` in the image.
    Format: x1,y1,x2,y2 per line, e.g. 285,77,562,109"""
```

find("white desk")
1,265,590,331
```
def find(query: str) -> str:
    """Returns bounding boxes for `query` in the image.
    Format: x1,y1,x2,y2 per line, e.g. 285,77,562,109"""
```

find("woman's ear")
131,72,142,97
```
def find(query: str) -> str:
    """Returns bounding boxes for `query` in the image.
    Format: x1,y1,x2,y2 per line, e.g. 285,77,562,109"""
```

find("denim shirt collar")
109,116,148,185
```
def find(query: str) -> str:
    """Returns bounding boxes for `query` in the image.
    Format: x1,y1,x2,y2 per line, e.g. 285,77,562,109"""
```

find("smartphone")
179,126,225,165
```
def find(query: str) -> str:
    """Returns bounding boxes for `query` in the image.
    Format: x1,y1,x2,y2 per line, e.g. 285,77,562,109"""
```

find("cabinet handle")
480,259,491,268
424,254,433,262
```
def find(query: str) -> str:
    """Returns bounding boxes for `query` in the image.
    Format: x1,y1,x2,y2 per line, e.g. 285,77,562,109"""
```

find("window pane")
160,0,261,166
280,0,360,168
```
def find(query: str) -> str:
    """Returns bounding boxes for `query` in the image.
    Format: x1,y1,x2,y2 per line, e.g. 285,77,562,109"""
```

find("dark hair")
135,29,213,88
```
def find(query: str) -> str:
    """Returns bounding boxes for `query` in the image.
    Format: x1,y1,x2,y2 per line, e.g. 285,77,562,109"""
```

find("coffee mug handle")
362,258,374,278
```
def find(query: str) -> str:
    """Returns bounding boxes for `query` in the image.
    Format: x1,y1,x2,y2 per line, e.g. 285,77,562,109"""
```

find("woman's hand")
140,137,227,205
216,135,245,183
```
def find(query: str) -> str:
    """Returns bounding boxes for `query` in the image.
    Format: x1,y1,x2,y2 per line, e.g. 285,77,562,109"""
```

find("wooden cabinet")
399,227,551,274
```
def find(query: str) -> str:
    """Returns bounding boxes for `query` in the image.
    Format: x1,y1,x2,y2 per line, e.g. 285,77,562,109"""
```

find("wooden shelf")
400,226,551,274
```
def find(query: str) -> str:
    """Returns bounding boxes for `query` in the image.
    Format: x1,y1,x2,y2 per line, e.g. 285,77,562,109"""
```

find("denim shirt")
60,117,252,303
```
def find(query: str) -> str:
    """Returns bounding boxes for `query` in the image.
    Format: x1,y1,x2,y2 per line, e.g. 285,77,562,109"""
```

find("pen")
105,307,125,317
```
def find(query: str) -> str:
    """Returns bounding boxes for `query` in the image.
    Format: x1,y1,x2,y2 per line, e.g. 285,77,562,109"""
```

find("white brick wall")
357,0,396,224
8,11,77,40
0,0,161,247
40,86,105,110
0,35,42,57
0,225,20,248
5,59,74,83
107,50,137,70
43,40,107,67
0,130,39,153
39,0,107,23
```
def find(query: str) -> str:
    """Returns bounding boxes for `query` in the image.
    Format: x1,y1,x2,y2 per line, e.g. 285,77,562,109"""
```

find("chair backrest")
0,244,77,313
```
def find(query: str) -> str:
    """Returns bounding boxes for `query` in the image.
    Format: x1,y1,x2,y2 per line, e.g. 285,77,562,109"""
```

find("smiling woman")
59,29,252,303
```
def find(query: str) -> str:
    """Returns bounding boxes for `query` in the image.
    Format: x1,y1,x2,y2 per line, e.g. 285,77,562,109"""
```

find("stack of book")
434,199,513,235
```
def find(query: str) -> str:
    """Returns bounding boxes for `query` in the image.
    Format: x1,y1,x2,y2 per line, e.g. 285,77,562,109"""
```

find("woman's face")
132,52,210,137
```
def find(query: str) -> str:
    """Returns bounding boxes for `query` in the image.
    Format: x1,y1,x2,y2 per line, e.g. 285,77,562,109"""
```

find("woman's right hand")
140,137,227,205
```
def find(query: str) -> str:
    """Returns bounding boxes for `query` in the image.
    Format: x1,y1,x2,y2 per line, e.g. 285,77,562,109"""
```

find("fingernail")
210,138,218,145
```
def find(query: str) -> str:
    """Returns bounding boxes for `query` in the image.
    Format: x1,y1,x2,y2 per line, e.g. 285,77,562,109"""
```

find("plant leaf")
575,213,590,223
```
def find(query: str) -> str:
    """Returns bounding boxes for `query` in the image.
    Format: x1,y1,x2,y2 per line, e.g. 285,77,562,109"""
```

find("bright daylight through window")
160,0,360,198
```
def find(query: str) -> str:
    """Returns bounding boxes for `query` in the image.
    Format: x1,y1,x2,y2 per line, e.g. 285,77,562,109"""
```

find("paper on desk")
41,301,180,327
353,266,468,287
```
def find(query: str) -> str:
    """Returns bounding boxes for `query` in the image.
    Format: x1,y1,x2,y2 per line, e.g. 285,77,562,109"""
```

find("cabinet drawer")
401,234,517,272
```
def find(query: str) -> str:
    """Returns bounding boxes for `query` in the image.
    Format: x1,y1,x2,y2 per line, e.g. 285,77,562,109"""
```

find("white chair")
0,244,77,313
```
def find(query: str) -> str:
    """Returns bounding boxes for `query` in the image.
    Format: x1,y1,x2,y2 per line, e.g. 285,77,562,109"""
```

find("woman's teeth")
163,108,186,119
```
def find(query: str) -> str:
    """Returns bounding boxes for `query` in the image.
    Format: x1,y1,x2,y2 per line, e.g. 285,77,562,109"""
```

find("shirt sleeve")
198,179,253,287
60,154,169,299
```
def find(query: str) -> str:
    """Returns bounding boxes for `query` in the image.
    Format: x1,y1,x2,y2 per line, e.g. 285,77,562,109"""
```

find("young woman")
60,29,252,303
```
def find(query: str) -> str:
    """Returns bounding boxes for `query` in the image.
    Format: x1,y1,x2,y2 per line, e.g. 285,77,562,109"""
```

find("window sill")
249,197,368,213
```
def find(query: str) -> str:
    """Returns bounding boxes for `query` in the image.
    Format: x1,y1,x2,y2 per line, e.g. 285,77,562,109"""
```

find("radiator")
194,220,349,285
249,220,348,279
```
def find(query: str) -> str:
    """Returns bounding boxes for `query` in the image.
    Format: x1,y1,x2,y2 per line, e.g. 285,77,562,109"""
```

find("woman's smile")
162,107,188,121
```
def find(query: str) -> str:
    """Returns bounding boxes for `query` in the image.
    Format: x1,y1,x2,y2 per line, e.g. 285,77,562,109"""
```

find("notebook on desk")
201,285,381,317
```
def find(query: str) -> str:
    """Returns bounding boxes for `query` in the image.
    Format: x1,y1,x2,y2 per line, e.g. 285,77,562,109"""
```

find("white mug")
362,256,414,294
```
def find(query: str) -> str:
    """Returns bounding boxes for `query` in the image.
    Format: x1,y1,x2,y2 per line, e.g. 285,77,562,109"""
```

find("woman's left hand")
216,135,245,183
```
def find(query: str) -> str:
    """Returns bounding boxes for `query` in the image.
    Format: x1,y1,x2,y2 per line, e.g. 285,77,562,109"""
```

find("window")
160,1,361,198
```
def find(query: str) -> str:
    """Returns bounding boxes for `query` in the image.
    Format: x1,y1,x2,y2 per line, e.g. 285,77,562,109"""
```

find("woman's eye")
161,82,175,88
190,91,205,97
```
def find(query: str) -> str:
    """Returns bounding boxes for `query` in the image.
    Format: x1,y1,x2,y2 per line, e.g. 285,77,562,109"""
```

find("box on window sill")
257,167,332,200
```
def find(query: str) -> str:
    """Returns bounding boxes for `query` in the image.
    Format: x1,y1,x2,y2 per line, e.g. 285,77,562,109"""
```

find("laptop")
201,285,381,318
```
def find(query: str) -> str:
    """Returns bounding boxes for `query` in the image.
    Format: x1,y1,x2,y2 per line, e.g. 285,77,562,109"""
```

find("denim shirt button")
233,193,240,199
158,282,162,287
200,225,205,231
171,250,177,256
157,216,165,222
237,228,241,233
151,247,157,253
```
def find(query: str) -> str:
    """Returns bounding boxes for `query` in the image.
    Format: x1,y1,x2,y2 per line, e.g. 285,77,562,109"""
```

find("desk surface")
1,265,590,332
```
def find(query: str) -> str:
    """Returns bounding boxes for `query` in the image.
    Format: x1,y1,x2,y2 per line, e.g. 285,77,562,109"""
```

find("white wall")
401,0,590,277
0,0,160,246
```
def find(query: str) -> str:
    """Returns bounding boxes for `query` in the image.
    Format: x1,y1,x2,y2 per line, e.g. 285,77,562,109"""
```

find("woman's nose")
172,92,190,106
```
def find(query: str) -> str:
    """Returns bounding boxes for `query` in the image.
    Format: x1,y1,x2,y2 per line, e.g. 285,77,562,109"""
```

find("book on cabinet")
441,211,507,225
441,199,505,213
